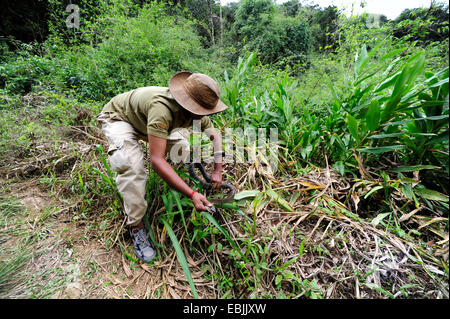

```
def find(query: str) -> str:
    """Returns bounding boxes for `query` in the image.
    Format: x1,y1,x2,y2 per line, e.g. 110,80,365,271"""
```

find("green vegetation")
0,0,448,299
0,196,31,294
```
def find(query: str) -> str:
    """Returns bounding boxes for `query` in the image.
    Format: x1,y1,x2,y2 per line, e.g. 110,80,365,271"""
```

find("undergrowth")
0,0,448,299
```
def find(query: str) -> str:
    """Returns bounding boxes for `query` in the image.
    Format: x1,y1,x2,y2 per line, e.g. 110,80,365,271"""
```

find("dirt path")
1,180,164,299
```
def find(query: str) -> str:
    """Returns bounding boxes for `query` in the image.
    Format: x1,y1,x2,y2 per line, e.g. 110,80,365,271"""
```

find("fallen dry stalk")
3,121,447,299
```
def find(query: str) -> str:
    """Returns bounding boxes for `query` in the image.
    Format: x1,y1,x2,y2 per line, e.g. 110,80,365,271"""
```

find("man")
97,72,228,263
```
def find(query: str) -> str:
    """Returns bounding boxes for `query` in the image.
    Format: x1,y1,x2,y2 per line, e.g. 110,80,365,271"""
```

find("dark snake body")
187,162,235,205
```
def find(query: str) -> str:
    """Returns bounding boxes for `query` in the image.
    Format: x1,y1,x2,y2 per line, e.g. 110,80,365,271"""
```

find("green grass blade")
171,190,187,234
161,218,198,299
363,283,395,299
0,249,31,293
364,185,384,199
92,168,114,187
265,189,294,212
96,144,114,180
214,202,253,222
200,210,248,263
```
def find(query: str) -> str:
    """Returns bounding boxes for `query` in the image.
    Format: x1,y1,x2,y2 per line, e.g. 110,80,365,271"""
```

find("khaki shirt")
102,86,213,139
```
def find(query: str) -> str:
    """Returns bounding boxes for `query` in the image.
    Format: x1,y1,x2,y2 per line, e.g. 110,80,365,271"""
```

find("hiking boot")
130,228,157,263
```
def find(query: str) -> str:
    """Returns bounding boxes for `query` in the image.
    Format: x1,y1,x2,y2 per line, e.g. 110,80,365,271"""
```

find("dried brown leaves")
3,118,447,299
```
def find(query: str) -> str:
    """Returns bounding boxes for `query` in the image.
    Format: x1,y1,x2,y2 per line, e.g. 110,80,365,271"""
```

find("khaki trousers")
97,112,190,227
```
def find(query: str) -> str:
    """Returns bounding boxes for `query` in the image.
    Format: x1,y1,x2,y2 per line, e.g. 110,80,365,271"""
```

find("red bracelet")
189,190,197,199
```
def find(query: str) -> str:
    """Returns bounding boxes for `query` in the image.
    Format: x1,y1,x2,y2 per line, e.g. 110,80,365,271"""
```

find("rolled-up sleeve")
147,103,173,139
200,116,213,131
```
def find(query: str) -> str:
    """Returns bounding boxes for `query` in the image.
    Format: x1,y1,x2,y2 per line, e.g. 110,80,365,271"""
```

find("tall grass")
0,196,31,296
219,41,448,240
222,42,448,178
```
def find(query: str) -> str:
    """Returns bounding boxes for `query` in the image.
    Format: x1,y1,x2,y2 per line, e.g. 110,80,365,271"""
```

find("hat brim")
169,72,228,116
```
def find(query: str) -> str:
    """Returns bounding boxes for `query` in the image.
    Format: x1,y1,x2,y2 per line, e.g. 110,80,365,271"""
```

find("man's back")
102,86,190,138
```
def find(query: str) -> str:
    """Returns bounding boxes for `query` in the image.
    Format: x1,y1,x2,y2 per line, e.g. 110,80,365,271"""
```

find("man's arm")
205,127,223,189
148,134,213,211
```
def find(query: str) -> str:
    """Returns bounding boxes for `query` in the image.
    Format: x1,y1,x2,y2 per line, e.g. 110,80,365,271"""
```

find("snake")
187,162,235,205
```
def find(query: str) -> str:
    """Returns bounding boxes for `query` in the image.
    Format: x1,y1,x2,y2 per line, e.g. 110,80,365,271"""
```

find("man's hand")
192,192,213,211
211,170,222,190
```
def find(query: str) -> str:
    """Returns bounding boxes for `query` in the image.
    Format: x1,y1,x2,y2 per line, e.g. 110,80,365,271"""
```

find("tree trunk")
219,0,223,46
209,0,215,46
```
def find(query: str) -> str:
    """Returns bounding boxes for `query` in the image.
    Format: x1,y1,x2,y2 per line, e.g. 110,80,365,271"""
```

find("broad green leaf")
428,77,449,88
275,275,283,286
333,161,345,176
401,183,413,199
384,115,448,127
381,53,425,122
364,186,384,199
375,71,401,93
265,189,294,212
371,212,391,226
414,187,449,202
379,47,407,61
346,113,359,142
357,145,406,154
407,53,426,87
234,190,261,200
392,165,440,173
369,133,403,139
354,44,369,78
384,65,409,113
366,99,381,131
424,66,449,84
325,74,339,104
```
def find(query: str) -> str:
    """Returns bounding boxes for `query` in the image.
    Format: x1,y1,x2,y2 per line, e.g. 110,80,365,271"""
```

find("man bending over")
97,72,228,263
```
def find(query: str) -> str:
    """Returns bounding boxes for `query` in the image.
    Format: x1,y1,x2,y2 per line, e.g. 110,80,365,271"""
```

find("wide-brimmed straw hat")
169,72,228,116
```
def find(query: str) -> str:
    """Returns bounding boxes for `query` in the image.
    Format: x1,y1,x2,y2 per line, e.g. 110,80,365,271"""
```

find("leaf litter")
0,109,448,299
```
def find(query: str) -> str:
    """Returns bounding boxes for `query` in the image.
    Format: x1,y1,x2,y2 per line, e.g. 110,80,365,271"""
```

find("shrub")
232,0,311,68
0,44,54,95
